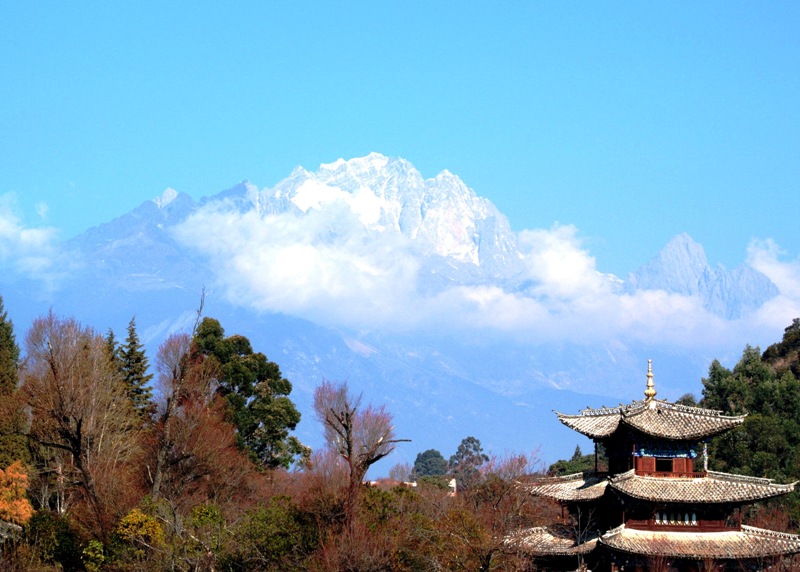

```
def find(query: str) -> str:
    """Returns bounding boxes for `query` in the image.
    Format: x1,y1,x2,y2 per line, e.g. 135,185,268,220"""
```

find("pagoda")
511,361,800,571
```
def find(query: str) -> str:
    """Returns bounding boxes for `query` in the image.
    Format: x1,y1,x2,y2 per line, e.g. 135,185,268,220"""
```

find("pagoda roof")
600,524,800,560
507,526,599,556
556,399,745,440
525,472,608,502
610,469,797,504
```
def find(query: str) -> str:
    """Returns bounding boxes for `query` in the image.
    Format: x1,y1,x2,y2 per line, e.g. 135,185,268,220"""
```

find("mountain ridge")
0,153,786,466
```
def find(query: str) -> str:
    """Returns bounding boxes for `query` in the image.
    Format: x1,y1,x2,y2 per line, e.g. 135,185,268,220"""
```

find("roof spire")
644,359,657,401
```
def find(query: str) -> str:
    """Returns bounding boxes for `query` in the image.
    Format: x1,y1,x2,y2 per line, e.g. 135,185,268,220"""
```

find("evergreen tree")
412,449,448,478
105,328,123,370
119,318,154,420
194,317,305,469
449,436,489,488
0,296,29,468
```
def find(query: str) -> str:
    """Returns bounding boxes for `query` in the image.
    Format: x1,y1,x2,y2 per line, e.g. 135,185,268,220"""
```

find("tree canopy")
0,296,28,469
193,317,306,469
412,449,448,478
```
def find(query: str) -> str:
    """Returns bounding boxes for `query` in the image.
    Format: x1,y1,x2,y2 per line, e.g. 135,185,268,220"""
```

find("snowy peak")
258,154,518,269
625,233,778,318
630,233,710,295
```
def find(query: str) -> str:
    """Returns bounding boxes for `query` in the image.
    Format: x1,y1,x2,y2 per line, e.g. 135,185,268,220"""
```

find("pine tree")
119,318,154,420
105,328,123,370
0,296,29,469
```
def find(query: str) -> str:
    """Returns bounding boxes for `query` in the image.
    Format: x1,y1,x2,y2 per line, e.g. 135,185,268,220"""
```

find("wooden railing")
634,470,707,478
626,518,734,532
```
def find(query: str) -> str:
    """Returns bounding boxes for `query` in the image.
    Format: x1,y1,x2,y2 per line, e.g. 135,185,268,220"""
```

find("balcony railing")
634,470,707,478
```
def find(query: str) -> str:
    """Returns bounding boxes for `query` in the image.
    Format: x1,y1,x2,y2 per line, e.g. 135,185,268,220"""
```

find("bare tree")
22,312,141,539
149,332,193,501
313,380,408,525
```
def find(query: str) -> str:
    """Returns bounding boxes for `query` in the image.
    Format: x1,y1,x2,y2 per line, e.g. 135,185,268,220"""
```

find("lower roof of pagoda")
556,398,745,440
600,524,800,560
525,472,608,502
507,526,599,556
610,469,797,504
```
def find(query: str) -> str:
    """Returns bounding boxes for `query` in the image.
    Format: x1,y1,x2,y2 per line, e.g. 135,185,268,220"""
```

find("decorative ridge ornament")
644,359,657,402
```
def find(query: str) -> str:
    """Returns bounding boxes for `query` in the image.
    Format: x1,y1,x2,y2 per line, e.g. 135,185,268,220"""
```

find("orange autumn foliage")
0,461,33,525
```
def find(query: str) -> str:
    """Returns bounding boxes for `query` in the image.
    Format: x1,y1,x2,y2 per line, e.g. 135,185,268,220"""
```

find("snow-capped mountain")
625,233,778,319
0,154,788,467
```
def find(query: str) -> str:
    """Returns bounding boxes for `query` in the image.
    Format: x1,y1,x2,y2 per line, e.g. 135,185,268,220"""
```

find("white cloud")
35,202,49,220
0,194,61,283
746,239,800,334
172,199,798,354
173,200,423,330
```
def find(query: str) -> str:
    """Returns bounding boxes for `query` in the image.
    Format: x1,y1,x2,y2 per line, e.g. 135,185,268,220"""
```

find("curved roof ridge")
554,406,624,418
536,471,591,483
741,525,800,540
603,523,626,537
706,471,797,489
610,468,635,481
638,399,745,420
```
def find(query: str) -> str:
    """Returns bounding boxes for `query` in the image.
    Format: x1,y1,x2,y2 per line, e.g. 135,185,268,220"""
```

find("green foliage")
700,322,800,526
0,296,28,468
24,511,83,571
412,449,448,478
0,297,20,396
221,496,317,571
548,444,599,476
763,317,800,379
449,436,489,489
194,317,305,469
120,317,155,420
82,539,105,572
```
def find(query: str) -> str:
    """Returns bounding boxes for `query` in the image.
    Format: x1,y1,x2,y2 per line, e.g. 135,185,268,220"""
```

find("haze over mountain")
1,154,797,467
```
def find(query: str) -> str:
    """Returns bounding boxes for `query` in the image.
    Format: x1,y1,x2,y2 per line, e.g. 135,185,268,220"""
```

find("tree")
548,445,595,476
148,329,261,505
412,449,448,479
449,436,489,489
313,380,408,525
441,453,552,571
0,460,33,525
0,296,28,469
22,312,142,539
119,317,154,420
763,317,800,379
193,317,306,469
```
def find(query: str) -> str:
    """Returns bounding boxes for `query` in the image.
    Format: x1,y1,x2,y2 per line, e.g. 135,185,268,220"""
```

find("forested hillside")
701,318,800,528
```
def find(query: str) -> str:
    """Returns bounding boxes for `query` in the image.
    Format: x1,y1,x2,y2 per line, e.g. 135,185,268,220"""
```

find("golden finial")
644,359,657,401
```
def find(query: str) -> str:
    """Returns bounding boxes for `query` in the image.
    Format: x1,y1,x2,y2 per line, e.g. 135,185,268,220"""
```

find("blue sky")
1,2,798,277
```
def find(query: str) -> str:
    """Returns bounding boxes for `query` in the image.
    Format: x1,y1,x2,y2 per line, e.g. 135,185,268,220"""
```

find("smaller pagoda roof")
556,361,745,440
556,399,745,440
610,469,797,504
600,524,800,560
508,526,599,556
525,472,608,502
